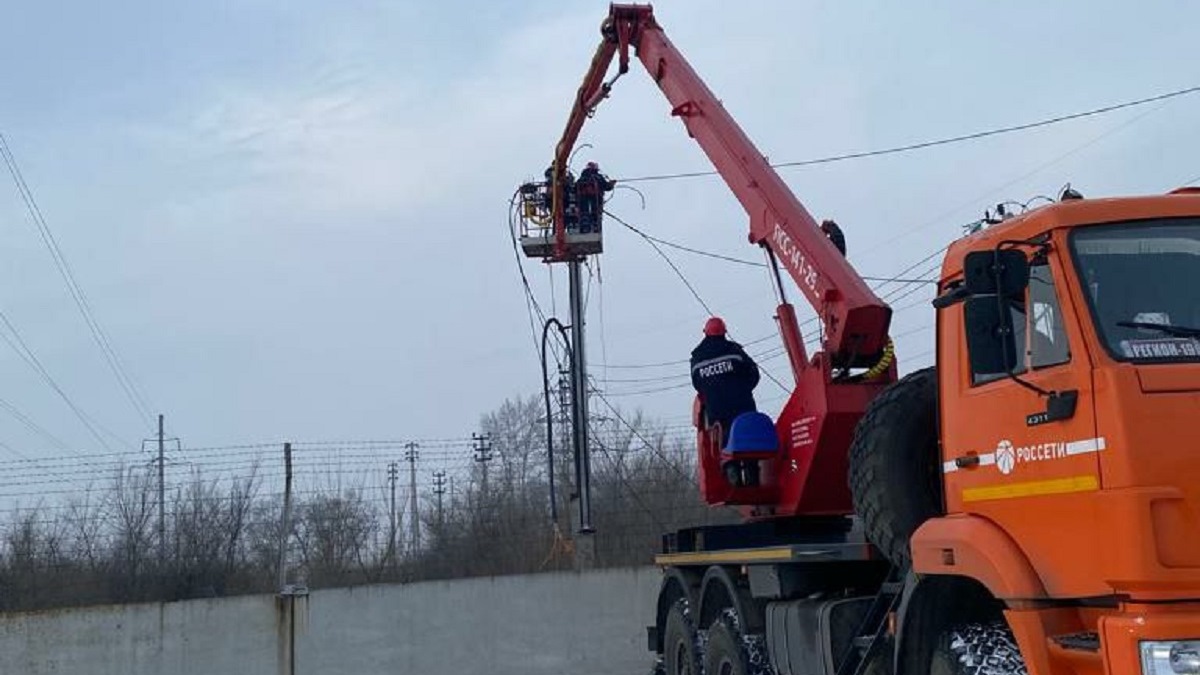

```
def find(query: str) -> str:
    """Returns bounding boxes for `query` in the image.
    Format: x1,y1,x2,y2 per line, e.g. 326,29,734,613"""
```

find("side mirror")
964,295,1019,376
964,249,1030,297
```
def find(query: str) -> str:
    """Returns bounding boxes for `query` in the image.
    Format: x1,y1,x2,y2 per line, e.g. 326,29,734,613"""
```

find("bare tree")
0,394,726,611
110,466,157,602
293,489,378,587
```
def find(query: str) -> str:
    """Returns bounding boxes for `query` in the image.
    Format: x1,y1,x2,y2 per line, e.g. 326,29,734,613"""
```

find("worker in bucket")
690,317,760,470
576,161,615,233
542,164,579,231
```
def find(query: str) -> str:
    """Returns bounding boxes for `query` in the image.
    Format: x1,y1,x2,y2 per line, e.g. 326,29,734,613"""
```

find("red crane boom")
550,4,892,371
548,4,897,515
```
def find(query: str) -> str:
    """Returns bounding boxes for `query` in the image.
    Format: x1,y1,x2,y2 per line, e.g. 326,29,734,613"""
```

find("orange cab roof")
940,189,1200,281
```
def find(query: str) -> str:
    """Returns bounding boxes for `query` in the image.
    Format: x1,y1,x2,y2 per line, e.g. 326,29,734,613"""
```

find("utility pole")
472,432,493,496
568,260,596,569
386,461,399,565
141,416,181,569
157,413,165,566
404,442,419,553
514,166,602,569
432,471,447,526
277,442,294,591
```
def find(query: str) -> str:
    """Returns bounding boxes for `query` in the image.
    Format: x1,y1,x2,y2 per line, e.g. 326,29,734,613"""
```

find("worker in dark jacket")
542,165,578,230
576,161,615,233
690,316,760,446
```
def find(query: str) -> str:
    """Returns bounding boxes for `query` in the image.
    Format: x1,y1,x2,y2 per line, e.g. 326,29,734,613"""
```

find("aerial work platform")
515,169,610,262
519,229,603,259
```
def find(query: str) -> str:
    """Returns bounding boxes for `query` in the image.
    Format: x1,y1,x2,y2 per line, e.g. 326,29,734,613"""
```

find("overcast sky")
0,0,1197,462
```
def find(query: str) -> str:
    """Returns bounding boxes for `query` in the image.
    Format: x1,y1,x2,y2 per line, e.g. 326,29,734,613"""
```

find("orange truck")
522,5,1200,674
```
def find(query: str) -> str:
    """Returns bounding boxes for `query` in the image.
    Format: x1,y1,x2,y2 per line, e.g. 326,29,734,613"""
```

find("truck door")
941,249,1100,592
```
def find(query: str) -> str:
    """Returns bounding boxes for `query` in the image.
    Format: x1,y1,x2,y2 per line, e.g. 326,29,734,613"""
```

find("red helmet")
703,317,727,337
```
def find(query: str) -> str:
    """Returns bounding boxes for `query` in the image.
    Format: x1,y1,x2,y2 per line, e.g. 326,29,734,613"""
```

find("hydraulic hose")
863,338,895,381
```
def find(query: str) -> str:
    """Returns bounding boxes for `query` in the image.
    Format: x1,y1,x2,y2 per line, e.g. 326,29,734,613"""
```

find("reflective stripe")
961,475,1099,502
1066,437,1106,455
655,546,796,566
942,437,1105,473
691,354,743,373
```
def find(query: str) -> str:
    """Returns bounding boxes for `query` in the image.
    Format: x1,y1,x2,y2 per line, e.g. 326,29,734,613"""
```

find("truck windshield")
1071,218,1200,362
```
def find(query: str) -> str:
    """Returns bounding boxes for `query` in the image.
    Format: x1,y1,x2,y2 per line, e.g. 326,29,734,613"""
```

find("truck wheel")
848,366,940,567
703,609,770,675
929,623,1028,675
663,599,702,675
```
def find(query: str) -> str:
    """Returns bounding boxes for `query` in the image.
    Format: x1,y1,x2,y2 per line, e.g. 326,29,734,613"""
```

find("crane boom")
544,3,900,516
549,4,892,371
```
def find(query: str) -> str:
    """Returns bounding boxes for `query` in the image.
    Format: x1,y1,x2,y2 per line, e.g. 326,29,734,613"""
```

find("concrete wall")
0,594,284,675
0,567,662,675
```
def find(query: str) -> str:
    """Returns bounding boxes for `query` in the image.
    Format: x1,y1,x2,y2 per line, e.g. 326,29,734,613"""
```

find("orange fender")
911,515,1047,600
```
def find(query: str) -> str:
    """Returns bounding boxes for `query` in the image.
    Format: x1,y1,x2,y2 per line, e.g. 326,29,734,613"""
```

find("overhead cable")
616,84,1200,183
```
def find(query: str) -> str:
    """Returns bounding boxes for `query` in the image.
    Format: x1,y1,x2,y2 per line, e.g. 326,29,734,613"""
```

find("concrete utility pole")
404,442,419,553
277,442,294,591
387,461,399,564
141,415,181,569
432,471,447,526
157,413,165,566
567,260,596,569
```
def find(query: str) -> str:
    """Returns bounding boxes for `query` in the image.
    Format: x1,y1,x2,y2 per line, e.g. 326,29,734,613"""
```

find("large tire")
848,367,941,567
663,599,702,675
703,609,770,675
929,623,1028,675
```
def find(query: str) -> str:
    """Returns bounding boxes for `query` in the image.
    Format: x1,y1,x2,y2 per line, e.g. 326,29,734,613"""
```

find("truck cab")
912,188,1200,674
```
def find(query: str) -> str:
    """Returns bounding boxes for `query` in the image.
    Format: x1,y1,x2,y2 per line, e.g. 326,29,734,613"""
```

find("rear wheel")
928,623,1028,675
663,599,701,675
703,609,770,675
848,367,940,567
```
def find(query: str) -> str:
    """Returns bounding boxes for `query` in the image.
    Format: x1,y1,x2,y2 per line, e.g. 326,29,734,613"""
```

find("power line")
599,332,777,370
508,193,562,365
590,430,668,533
0,307,121,452
605,210,713,316
855,95,1172,260
597,380,694,398
0,395,68,451
608,214,936,284
0,436,28,461
598,210,787,391
616,83,1200,183
590,390,696,486
0,133,155,429
596,93,1159,370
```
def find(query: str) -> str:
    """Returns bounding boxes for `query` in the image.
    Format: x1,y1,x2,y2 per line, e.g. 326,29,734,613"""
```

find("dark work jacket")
690,335,760,425
578,167,616,192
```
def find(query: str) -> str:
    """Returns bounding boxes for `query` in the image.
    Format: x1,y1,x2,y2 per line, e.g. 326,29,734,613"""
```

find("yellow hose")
864,338,895,380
